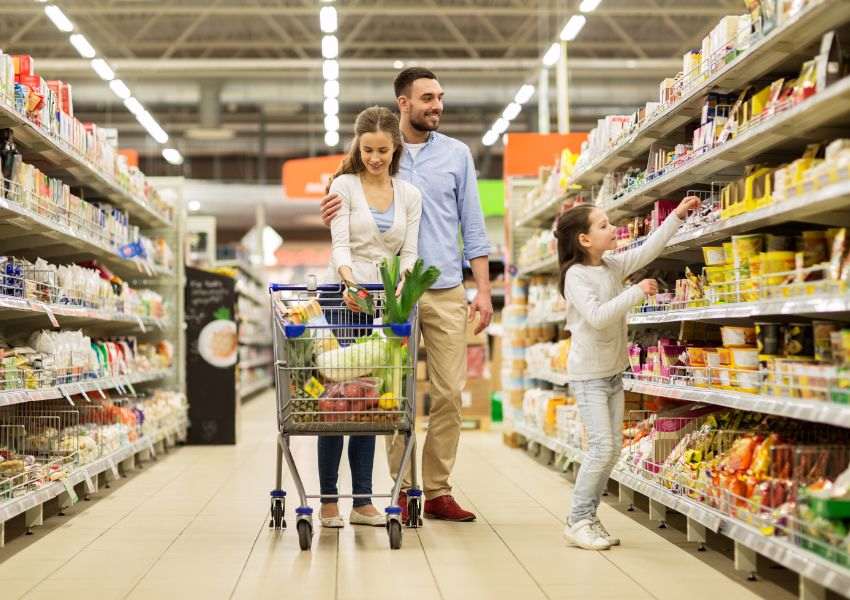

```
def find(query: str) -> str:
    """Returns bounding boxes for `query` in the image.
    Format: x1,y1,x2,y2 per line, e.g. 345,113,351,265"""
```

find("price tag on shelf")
42,304,59,328
62,479,78,506
126,380,137,397
83,474,95,494
58,386,75,406
95,383,106,399
77,383,90,403
107,457,120,479
136,316,147,333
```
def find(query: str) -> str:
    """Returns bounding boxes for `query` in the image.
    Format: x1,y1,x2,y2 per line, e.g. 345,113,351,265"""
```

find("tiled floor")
0,390,791,599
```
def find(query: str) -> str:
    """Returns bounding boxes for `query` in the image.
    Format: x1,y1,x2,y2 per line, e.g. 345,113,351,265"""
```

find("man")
320,67,492,522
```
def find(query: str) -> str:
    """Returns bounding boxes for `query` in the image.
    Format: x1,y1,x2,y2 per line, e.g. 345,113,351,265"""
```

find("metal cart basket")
268,280,422,550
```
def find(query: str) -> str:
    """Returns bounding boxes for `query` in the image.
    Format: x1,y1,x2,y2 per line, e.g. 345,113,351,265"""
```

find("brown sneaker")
424,495,476,522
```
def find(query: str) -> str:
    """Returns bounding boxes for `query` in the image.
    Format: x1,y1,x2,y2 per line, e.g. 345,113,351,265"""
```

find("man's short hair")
394,67,438,98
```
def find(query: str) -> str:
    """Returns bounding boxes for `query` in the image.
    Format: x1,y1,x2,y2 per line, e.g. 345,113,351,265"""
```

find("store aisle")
0,391,785,600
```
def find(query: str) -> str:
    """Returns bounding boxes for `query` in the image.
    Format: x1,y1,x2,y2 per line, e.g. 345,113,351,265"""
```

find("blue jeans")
569,374,624,524
317,292,375,507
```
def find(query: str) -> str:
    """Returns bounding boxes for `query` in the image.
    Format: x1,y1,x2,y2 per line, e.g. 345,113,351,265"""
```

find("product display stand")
504,4,850,597
0,62,188,547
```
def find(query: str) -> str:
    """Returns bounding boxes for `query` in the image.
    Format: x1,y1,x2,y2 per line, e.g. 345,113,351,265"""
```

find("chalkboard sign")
185,267,238,444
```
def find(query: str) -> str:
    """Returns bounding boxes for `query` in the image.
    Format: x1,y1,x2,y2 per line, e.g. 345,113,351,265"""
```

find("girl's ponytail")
555,204,595,298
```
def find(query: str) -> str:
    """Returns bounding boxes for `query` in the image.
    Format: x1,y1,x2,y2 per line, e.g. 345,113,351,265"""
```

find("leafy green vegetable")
380,257,440,324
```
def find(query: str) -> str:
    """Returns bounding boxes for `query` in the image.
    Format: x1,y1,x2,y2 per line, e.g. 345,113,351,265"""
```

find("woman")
319,106,422,528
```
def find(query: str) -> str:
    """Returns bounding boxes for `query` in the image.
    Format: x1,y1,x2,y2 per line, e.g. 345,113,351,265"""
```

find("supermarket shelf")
514,193,563,229
629,294,850,325
517,255,558,277
0,104,171,229
0,415,188,526
527,313,568,327
0,369,173,409
526,367,569,387
0,295,166,331
511,422,850,596
622,377,850,429
570,0,850,188
239,336,273,346
0,196,173,281
240,377,273,400
240,357,273,369
664,179,850,256
600,75,850,218
238,288,269,307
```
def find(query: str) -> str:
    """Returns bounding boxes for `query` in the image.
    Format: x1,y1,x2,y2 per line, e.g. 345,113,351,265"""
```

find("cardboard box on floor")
462,377,491,418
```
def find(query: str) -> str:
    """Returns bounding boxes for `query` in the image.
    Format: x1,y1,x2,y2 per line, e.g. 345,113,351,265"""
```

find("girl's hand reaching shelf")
675,196,701,220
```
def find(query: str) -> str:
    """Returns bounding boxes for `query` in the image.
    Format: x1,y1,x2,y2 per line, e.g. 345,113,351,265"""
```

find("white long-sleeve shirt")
563,213,684,381
326,174,422,284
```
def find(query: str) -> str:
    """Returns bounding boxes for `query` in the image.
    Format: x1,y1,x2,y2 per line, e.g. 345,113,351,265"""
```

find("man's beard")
410,111,441,132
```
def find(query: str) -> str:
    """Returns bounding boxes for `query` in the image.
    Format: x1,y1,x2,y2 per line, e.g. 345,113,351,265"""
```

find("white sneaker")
591,517,620,546
564,519,611,550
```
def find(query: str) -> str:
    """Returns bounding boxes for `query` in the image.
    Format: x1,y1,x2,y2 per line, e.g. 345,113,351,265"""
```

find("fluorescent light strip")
320,7,338,33
320,7,342,147
69,34,96,59
322,35,339,59
483,3,600,148
44,5,74,33
41,7,179,161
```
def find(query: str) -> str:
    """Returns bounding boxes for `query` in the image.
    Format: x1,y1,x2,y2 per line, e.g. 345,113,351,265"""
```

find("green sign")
478,179,504,217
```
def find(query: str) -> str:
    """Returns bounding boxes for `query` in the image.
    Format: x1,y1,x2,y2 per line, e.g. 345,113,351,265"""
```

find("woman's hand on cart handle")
321,193,342,227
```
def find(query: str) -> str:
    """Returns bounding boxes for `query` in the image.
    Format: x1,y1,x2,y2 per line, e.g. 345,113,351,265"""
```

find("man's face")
399,78,444,132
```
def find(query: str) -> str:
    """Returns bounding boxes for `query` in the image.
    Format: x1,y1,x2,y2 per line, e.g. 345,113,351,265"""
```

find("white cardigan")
326,173,422,284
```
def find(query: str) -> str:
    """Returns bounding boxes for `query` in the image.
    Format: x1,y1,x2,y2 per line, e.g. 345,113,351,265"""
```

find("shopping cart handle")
269,283,386,293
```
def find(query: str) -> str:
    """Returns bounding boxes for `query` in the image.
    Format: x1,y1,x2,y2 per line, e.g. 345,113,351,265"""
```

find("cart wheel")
407,497,422,528
297,519,313,551
269,499,286,529
388,519,403,550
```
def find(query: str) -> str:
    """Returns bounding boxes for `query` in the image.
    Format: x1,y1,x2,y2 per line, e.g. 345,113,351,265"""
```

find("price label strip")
125,378,137,397
76,383,91,403
147,437,157,459
95,383,106,399
107,457,120,479
42,304,59,328
136,316,147,333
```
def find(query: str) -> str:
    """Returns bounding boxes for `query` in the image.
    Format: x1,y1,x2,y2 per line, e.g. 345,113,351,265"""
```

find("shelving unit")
504,5,850,597
0,64,187,548
512,420,850,598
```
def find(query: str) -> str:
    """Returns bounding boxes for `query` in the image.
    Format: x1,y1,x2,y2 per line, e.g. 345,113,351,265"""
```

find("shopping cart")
267,279,422,551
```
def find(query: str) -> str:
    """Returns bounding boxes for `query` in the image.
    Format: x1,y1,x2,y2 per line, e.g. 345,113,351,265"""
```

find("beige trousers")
387,285,467,500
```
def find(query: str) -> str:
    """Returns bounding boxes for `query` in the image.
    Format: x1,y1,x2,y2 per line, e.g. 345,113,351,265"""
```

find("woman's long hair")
556,203,595,298
330,106,403,187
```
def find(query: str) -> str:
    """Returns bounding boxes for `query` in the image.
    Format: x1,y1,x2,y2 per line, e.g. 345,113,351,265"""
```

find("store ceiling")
0,0,740,218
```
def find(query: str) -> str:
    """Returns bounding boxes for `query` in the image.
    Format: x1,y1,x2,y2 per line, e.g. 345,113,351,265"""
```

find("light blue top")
369,202,396,233
397,131,490,289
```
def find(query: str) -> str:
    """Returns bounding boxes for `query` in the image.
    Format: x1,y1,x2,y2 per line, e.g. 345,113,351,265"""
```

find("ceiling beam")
602,15,649,59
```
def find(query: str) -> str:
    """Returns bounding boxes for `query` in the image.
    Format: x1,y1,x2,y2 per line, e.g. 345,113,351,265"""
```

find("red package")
12,55,34,77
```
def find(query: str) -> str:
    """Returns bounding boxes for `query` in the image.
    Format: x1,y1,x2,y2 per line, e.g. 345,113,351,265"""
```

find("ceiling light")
579,0,602,12
321,35,339,59
542,42,561,67
44,5,74,32
324,114,340,132
482,131,499,146
123,97,144,115
560,15,587,41
188,200,201,212
319,6,338,33
393,60,404,69
90,58,114,81
324,79,340,99
109,79,131,100
325,130,340,147
492,118,509,135
514,84,535,105
502,102,521,121
323,98,339,116
162,148,184,166
323,60,339,81
136,110,168,144
69,34,96,59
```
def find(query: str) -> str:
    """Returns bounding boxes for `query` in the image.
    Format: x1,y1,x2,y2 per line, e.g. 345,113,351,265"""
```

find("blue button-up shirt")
397,131,490,289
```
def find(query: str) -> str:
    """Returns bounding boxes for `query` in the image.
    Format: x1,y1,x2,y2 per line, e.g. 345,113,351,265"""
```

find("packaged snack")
756,322,782,356
813,321,839,362
344,283,375,316
721,326,756,347
784,322,814,358
702,246,726,266
829,228,847,280
730,347,759,370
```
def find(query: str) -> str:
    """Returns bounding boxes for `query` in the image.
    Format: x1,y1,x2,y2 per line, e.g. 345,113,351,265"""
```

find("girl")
557,196,699,550
319,106,422,528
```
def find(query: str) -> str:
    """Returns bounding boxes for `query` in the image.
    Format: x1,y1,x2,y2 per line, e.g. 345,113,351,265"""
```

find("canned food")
784,323,814,358
702,246,726,266
755,322,782,356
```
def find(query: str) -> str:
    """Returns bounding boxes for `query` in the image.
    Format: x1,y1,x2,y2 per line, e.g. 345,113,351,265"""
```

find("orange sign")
503,133,586,178
282,154,346,200
118,148,139,168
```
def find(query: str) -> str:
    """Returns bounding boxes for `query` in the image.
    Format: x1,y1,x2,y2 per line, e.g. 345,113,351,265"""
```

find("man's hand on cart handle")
321,193,342,227
468,289,493,335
